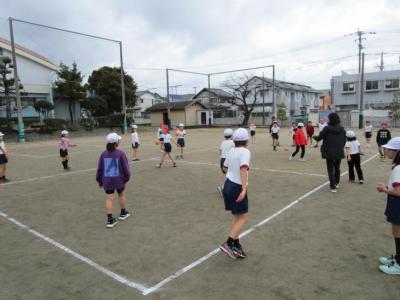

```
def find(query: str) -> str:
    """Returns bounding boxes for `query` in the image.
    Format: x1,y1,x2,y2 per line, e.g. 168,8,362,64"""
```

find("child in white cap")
58,130,77,170
175,123,186,160
158,128,177,168
96,132,131,228
219,128,251,260
289,122,307,161
0,132,9,183
131,124,140,161
376,137,400,274
345,130,364,184
217,128,235,196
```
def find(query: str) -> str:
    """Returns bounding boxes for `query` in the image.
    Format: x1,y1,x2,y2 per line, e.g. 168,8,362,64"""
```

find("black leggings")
326,159,341,189
292,145,305,158
347,153,364,181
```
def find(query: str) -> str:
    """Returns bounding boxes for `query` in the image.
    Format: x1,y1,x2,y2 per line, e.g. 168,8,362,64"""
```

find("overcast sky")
1,0,400,95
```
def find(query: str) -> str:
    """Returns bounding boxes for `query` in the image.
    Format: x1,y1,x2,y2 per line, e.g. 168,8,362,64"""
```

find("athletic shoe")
106,217,118,228
379,255,396,266
175,155,180,160
232,244,247,259
173,162,177,167
379,261,400,275
64,166,71,171
335,184,340,189
331,188,337,193
157,163,162,168
299,158,306,161
119,211,130,221
217,186,223,197
289,155,293,161
132,158,140,161
0,178,10,183
219,242,237,259
359,180,364,184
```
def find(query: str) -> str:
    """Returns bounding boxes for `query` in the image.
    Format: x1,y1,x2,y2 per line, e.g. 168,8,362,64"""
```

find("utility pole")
261,72,265,126
346,28,376,73
193,86,197,94
358,53,365,129
379,51,384,72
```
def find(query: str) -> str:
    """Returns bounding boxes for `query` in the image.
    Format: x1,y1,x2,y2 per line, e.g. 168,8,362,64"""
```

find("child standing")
365,120,373,147
290,122,297,147
377,122,392,161
220,128,251,259
306,121,315,146
175,123,186,160
0,132,9,183
249,121,256,144
217,128,235,196
376,137,400,275
131,125,140,161
345,131,364,184
271,121,280,151
96,133,131,228
158,129,177,168
157,124,164,151
289,122,307,161
59,130,77,170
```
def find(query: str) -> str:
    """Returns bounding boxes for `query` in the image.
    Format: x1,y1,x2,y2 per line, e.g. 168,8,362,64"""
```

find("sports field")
1,127,400,300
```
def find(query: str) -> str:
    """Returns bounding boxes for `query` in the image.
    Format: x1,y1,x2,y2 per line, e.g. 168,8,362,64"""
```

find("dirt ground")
1,127,399,300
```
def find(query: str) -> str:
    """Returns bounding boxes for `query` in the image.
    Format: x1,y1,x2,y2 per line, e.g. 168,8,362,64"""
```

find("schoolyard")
1,127,399,300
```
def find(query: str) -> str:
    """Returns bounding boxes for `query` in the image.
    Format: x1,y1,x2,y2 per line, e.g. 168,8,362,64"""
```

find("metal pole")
208,74,211,126
119,41,127,133
262,72,265,126
9,17,25,143
359,53,365,129
272,65,276,118
166,68,170,128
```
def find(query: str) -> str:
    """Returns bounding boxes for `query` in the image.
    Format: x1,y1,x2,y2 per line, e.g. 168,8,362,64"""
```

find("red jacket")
294,128,307,146
306,124,314,135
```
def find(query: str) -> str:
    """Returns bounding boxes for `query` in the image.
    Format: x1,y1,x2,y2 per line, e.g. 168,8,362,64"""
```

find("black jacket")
315,124,346,160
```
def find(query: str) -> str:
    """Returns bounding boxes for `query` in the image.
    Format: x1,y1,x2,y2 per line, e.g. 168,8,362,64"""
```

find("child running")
217,128,235,196
365,120,373,147
175,123,186,160
289,122,307,161
131,125,140,161
376,137,400,275
220,128,251,259
158,128,177,168
59,130,77,170
345,131,364,184
0,132,9,183
249,121,256,144
96,133,131,228
271,121,280,151
306,121,315,146
157,124,164,151
377,122,392,161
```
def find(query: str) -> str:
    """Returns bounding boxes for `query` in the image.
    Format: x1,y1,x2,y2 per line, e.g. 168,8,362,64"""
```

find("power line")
345,28,376,73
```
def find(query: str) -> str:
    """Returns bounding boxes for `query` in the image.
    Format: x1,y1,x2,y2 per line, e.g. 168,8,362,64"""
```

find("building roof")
146,99,206,112
0,37,58,71
252,76,319,93
193,88,234,99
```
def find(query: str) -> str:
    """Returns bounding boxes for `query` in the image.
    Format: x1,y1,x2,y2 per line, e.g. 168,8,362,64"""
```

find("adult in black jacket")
313,113,346,192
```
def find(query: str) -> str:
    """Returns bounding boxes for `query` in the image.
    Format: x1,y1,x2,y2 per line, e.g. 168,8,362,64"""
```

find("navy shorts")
220,158,226,173
385,195,400,225
222,179,248,215
105,187,125,195
164,143,172,153
59,149,68,158
272,133,279,140
0,154,8,164
177,138,185,147
132,142,139,149
159,137,164,142
250,130,255,136
365,132,372,138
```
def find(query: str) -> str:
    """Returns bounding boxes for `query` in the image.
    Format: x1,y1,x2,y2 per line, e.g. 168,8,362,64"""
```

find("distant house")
129,90,164,124
0,37,59,119
146,100,208,127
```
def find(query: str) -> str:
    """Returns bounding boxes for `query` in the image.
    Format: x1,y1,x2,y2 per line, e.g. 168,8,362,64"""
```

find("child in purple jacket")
96,133,131,228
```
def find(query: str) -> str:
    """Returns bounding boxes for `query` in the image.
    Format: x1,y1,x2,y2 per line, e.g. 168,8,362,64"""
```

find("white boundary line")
142,153,378,295
0,210,148,293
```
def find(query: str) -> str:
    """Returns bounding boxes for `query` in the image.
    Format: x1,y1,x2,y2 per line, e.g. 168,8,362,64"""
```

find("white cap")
297,122,304,127
346,130,355,138
224,128,233,136
178,123,184,127
382,137,400,150
233,128,249,141
131,124,138,129
61,130,68,135
106,132,122,143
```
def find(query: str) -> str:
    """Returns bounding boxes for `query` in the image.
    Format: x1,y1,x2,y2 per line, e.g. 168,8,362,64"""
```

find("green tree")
87,66,137,114
34,100,54,121
389,92,400,127
277,102,288,124
0,56,24,128
53,62,86,123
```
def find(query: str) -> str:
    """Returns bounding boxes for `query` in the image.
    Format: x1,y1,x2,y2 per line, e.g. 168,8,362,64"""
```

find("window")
342,82,355,93
365,80,379,91
385,79,400,90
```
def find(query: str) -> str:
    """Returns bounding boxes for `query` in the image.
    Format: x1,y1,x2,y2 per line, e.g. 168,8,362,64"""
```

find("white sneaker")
331,188,337,193
379,261,400,275
379,255,396,266
289,155,293,161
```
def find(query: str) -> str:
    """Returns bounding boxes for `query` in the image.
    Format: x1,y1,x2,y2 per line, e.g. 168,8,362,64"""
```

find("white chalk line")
142,153,378,295
176,160,327,177
0,210,148,293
